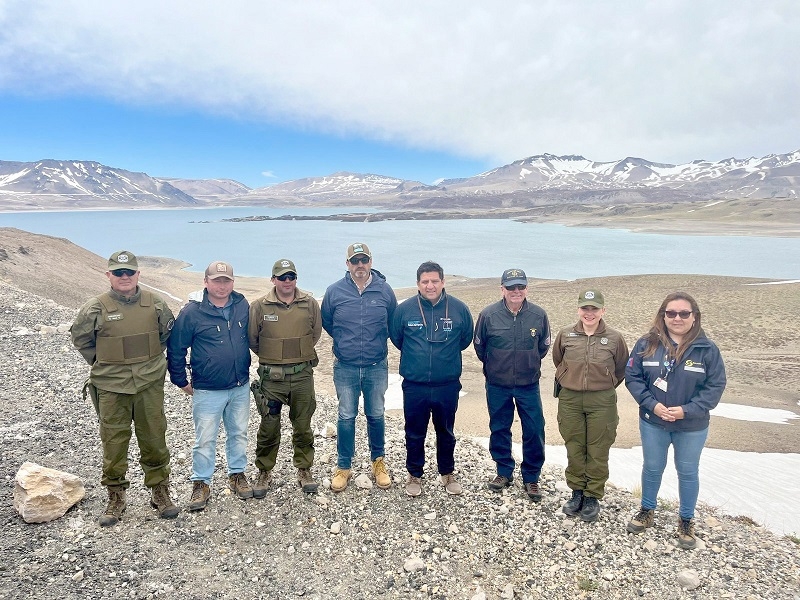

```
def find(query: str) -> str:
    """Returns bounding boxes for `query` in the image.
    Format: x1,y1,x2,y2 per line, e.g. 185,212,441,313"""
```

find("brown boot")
98,485,126,527
297,468,318,494
150,480,179,519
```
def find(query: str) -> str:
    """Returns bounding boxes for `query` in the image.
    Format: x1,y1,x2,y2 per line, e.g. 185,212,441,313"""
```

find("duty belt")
262,362,308,376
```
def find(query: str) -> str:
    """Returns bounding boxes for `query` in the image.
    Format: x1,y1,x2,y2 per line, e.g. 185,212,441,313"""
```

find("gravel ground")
1,283,799,600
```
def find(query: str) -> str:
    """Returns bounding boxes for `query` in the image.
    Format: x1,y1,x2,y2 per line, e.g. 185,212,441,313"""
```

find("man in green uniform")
248,259,322,495
71,250,178,526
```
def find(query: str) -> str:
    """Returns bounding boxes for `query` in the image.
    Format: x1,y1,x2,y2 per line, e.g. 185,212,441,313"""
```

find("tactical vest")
95,290,162,365
256,298,317,365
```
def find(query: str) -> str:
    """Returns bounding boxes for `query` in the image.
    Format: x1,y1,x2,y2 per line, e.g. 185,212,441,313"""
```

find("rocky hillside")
1,261,798,598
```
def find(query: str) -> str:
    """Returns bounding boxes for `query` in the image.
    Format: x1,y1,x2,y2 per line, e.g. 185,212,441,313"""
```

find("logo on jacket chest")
264,315,278,322
530,328,537,337
106,314,123,321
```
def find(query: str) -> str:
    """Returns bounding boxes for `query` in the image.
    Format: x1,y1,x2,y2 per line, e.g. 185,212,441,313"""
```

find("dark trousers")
402,379,460,477
486,381,545,484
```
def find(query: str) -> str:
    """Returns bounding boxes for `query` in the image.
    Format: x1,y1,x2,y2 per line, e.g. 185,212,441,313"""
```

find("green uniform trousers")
98,381,171,488
255,366,316,472
557,387,618,499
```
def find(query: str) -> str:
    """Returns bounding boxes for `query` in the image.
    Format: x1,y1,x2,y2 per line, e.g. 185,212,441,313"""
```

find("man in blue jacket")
167,261,252,511
322,243,397,492
390,261,474,497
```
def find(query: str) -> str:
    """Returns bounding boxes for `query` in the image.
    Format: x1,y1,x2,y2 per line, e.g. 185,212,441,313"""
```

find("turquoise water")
2,207,798,296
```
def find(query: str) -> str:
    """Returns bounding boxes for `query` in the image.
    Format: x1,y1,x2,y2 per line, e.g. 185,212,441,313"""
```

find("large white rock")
13,462,85,523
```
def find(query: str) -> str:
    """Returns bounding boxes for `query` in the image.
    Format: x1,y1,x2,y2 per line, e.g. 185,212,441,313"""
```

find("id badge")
653,377,668,392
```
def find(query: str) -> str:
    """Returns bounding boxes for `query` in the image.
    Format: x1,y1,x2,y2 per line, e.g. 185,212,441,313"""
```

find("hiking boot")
331,468,352,493
372,457,392,490
580,496,601,522
562,489,584,516
627,507,655,533
486,475,512,492
228,472,254,499
440,473,462,496
297,468,319,494
252,469,271,499
150,481,179,519
677,518,697,549
525,482,542,502
98,485,126,527
405,475,422,497
187,481,211,511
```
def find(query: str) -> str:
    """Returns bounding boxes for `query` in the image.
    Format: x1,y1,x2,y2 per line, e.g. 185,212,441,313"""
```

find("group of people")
71,244,726,550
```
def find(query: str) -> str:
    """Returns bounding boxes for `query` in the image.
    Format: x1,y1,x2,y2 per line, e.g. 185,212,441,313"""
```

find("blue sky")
0,1,797,189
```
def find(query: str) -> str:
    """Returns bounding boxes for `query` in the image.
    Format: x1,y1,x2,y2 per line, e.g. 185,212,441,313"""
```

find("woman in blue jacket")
625,292,726,549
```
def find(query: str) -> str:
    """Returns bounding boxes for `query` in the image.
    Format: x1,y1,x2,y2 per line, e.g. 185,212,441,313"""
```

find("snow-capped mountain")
252,171,427,200
0,160,199,207
437,151,800,199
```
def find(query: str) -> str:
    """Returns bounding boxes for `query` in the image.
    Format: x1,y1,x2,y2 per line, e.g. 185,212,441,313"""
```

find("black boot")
580,496,601,522
562,489,583,516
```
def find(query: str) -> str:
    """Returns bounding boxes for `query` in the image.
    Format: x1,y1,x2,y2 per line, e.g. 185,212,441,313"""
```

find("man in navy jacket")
167,261,252,510
390,261,473,497
322,242,397,492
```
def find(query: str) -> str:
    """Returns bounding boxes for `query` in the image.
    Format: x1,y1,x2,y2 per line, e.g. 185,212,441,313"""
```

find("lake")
2,207,799,296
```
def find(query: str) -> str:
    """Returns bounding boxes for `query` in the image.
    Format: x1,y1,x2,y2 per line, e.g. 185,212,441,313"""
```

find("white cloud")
260,171,277,179
0,1,797,164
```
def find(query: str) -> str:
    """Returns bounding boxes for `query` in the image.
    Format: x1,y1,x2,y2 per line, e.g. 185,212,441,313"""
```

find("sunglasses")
664,310,692,319
275,273,296,281
111,268,136,277
349,256,371,265
504,284,527,291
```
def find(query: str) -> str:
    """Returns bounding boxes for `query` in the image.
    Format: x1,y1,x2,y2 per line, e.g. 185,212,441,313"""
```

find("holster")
250,379,268,417
82,378,100,419
553,377,563,399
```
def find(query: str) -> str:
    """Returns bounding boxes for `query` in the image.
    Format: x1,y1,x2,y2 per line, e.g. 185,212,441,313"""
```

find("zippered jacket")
552,319,628,391
473,299,550,388
390,290,473,384
321,269,397,367
167,289,251,390
625,333,726,432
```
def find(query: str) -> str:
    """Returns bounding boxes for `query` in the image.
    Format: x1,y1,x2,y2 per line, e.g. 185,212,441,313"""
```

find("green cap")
272,259,297,277
578,289,604,308
108,250,139,271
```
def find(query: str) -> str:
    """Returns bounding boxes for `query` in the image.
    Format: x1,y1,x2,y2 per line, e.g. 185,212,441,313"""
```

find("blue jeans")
334,358,388,469
639,419,709,520
402,379,460,477
191,386,250,483
486,382,545,484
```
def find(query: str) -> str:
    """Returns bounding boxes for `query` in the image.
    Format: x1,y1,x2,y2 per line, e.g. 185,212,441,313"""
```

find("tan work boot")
98,485,126,527
252,469,271,499
150,480,179,519
331,468,352,492
627,507,655,533
228,472,254,499
372,457,392,490
297,468,319,494
187,481,210,511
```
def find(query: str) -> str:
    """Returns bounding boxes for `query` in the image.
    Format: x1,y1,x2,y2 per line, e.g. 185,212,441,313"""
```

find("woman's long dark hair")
640,291,703,362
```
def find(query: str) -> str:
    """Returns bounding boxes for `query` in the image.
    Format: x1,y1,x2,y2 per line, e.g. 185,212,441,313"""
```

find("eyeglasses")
275,273,296,281
504,284,527,291
349,256,370,265
111,269,136,277
664,310,692,319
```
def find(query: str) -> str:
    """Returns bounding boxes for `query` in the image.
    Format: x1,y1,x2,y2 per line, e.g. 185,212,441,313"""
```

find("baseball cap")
108,250,139,271
205,260,234,280
578,289,604,308
272,259,297,277
346,242,372,260
500,268,527,287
